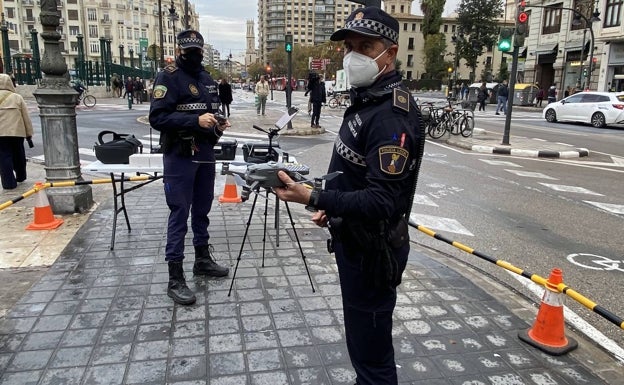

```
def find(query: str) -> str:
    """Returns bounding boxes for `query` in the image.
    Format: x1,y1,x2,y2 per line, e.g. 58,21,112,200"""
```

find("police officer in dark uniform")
274,7,425,385
149,29,230,306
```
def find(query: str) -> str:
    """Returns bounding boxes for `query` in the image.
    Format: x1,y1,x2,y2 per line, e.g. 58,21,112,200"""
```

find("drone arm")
252,125,269,134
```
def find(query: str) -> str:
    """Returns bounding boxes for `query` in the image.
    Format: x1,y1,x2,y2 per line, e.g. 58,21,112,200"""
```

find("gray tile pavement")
1,172,622,384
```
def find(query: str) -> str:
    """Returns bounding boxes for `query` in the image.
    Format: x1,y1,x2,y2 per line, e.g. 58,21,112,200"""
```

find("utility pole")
285,34,293,129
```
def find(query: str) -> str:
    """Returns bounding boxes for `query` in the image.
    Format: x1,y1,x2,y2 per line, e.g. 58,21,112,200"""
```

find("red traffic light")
518,12,528,23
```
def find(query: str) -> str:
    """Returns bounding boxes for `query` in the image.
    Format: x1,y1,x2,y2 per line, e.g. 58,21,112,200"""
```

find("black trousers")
333,240,409,385
0,137,26,189
311,101,322,126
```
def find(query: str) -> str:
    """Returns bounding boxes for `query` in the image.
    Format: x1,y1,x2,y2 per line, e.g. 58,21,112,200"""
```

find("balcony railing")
101,19,111,24
23,16,36,23
23,0,35,6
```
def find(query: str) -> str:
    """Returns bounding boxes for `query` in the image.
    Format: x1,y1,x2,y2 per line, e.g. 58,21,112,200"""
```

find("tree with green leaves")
421,0,448,79
456,0,503,83
496,60,509,82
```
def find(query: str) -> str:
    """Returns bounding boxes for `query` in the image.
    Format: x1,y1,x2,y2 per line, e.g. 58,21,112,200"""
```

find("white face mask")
343,48,389,88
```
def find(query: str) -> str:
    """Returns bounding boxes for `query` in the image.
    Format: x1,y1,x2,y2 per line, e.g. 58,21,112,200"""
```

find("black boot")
193,245,229,277
167,261,196,305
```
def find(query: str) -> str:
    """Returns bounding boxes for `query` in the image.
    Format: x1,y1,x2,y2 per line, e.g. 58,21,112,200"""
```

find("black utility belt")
327,217,408,248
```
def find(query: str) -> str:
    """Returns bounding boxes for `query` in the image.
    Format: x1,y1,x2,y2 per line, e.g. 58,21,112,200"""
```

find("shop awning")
534,43,558,56
565,40,590,52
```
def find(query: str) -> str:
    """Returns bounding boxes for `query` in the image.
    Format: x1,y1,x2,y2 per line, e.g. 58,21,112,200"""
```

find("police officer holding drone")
149,29,230,306
274,7,425,384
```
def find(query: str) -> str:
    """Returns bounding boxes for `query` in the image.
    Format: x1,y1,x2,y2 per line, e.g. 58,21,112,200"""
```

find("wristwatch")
305,189,320,212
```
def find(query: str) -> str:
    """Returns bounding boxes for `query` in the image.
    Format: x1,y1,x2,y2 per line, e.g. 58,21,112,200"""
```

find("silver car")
542,91,624,128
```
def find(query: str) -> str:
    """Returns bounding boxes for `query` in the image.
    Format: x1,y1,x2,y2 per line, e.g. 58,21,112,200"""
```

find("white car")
542,91,624,128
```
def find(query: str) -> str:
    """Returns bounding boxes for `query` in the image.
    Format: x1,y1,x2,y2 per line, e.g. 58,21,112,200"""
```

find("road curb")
472,145,590,158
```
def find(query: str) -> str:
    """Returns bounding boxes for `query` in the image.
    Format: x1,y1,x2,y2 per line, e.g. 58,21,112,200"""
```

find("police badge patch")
153,85,167,99
189,84,199,96
379,145,409,175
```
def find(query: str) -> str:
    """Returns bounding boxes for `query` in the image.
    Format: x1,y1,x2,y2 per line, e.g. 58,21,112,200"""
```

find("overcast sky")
196,1,460,61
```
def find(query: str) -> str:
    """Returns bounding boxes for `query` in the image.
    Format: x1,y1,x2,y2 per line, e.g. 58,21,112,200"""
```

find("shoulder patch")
379,145,409,175
164,65,178,73
153,85,167,99
393,88,410,113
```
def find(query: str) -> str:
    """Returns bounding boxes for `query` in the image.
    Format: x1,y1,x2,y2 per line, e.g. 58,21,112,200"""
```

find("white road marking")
583,201,624,215
504,169,558,179
479,159,523,167
409,214,474,236
538,183,604,196
412,194,438,207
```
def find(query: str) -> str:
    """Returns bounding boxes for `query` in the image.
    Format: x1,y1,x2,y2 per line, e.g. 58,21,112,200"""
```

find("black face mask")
181,50,203,68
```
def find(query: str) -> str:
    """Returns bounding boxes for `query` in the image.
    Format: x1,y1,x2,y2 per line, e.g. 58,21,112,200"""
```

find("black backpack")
94,130,143,164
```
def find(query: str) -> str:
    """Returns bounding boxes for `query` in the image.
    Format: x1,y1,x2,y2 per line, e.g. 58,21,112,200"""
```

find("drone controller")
214,112,228,126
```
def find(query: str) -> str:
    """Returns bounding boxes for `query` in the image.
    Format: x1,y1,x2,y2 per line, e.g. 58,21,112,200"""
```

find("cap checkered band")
345,18,398,43
178,35,203,47
335,136,366,167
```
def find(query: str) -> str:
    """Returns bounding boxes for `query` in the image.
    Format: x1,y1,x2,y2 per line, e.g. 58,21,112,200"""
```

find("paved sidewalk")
0,165,622,384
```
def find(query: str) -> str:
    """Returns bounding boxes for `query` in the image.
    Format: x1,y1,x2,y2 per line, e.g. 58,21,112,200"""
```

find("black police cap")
177,29,204,49
330,6,399,44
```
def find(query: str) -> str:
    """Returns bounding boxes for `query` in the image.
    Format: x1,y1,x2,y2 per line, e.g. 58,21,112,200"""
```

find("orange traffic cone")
26,183,64,230
518,268,578,355
218,175,242,203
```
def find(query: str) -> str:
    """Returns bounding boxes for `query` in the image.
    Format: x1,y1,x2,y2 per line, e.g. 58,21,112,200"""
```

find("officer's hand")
312,210,327,227
273,171,311,205
198,113,231,130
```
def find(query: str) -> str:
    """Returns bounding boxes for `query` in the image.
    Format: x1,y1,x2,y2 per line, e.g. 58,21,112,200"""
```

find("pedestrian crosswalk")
409,156,623,237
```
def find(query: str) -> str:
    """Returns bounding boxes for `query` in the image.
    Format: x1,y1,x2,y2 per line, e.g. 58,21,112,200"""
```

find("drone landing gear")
227,189,315,296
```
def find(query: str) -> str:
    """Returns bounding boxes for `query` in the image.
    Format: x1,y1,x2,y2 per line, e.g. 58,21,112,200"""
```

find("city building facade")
1,0,199,76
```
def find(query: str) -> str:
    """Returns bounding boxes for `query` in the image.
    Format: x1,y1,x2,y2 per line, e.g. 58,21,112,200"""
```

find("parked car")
542,91,624,128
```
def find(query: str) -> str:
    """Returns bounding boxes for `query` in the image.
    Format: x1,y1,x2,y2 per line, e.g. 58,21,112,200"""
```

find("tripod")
227,186,315,296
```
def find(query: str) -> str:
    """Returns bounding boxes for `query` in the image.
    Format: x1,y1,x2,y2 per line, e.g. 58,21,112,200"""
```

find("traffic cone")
218,175,242,203
518,268,578,355
26,183,64,230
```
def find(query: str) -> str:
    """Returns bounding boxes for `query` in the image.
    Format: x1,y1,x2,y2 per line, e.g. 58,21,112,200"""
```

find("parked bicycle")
420,98,473,139
328,93,351,109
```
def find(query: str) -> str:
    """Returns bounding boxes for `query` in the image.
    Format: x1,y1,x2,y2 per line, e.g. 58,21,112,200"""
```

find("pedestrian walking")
307,73,326,128
133,77,144,104
495,80,509,115
255,75,269,115
535,87,545,107
0,73,34,190
273,6,425,385
547,85,557,104
111,73,122,97
461,82,469,100
218,78,233,117
477,82,489,111
149,29,230,306
122,76,134,100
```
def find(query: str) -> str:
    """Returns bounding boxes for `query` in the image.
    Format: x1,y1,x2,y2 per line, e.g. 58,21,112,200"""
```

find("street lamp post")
169,0,179,47
157,0,165,69
119,44,124,79
1,13,12,74
129,48,134,68
577,28,587,90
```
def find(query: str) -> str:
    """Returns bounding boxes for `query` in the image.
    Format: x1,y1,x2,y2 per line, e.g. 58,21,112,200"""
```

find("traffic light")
447,66,453,74
266,65,271,73
515,0,528,47
497,28,513,52
582,67,588,77
284,34,293,53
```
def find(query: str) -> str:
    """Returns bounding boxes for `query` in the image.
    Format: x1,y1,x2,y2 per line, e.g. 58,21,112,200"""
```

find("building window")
403,23,407,31
69,26,80,35
542,4,562,34
443,25,448,33
408,37,414,50
604,0,622,27
68,9,79,20
412,23,416,31
406,70,412,80
90,42,100,53
5,8,14,18
88,25,98,38
407,54,413,67
87,8,97,22
70,41,78,52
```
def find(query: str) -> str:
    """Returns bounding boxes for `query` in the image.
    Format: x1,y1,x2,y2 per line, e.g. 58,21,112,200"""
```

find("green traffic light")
285,43,292,52
498,40,511,52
